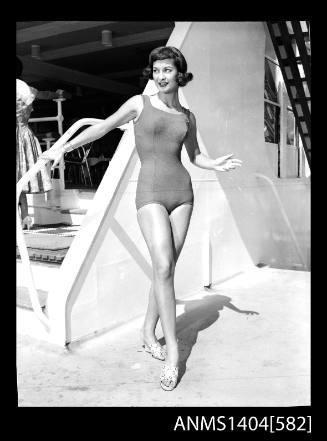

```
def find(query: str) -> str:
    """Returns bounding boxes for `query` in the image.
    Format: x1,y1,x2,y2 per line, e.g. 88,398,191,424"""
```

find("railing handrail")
16,118,104,329
16,118,103,200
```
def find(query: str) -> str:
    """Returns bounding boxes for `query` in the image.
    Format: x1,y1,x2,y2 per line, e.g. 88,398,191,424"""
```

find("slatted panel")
267,21,311,167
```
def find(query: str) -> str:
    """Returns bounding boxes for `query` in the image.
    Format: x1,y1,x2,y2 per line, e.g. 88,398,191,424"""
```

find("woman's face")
152,58,179,93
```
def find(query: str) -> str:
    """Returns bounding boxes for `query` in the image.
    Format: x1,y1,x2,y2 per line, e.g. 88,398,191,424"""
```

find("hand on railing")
41,144,66,170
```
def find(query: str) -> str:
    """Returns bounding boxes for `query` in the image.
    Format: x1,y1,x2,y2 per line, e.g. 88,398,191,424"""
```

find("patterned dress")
16,79,52,193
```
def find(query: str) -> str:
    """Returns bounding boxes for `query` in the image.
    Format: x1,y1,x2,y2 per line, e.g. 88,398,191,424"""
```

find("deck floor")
17,266,310,407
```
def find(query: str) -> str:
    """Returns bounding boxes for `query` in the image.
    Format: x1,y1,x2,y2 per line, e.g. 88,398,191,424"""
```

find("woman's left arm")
184,112,242,172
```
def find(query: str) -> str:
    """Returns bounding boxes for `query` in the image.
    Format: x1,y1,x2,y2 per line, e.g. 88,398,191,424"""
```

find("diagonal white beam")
17,21,119,43
36,27,173,61
20,56,140,95
111,218,152,279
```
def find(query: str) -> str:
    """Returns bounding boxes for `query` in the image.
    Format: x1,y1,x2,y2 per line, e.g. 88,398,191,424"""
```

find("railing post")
202,230,212,288
201,187,212,288
53,98,66,191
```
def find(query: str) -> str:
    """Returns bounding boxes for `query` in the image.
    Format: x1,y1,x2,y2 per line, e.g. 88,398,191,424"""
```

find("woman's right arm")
42,95,143,167
63,94,142,150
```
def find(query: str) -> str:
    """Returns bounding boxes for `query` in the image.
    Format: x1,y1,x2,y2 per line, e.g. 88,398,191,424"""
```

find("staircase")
266,21,311,167
16,190,94,313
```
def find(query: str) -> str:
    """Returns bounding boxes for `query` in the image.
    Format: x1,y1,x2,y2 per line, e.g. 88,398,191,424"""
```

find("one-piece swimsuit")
134,95,194,214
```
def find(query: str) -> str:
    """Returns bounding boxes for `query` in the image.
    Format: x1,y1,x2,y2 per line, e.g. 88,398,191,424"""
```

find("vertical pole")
202,190,212,288
278,82,288,178
53,98,66,191
202,230,212,288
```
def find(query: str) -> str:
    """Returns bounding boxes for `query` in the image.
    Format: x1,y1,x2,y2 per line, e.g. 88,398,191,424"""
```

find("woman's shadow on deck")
159,292,259,381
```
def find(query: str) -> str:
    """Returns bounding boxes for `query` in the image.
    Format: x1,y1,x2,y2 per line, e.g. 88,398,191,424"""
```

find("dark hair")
16,56,23,78
141,46,193,87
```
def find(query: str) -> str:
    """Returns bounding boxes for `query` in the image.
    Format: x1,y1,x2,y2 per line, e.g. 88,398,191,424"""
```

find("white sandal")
160,364,179,391
142,342,167,361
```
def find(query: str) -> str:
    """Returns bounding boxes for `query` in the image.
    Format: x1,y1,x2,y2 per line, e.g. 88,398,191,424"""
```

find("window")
264,102,280,143
264,58,280,144
264,56,303,178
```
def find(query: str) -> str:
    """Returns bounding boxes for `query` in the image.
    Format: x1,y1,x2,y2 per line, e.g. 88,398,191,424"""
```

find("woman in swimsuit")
43,46,242,391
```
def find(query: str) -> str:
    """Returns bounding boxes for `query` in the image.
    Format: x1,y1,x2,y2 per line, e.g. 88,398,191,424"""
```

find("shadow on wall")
251,173,310,270
159,292,259,384
214,173,310,271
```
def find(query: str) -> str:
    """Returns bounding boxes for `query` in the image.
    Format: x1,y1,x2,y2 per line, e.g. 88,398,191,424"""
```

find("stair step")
60,208,87,215
16,223,79,263
294,97,311,102
16,259,61,292
17,286,48,310
287,77,310,84
274,34,309,46
282,58,311,67
16,239,72,263
30,206,88,216
295,55,311,62
16,249,68,263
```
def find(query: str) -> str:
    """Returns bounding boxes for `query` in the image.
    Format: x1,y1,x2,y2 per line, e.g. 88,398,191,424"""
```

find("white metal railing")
29,97,64,134
17,118,103,330
29,97,66,190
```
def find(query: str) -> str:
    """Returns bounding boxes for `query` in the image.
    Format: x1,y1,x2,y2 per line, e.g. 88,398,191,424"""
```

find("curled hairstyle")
141,46,193,87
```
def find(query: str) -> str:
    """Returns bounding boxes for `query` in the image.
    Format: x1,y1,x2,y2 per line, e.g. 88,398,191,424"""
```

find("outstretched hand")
40,145,65,170
212,153,242,172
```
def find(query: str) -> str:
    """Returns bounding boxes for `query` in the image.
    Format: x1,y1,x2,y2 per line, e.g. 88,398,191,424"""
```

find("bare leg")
137,203,193,366
142,204,193,346
141,284,158,345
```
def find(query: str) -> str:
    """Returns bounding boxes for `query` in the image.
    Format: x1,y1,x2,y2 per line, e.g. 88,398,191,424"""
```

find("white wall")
179,21,310,271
